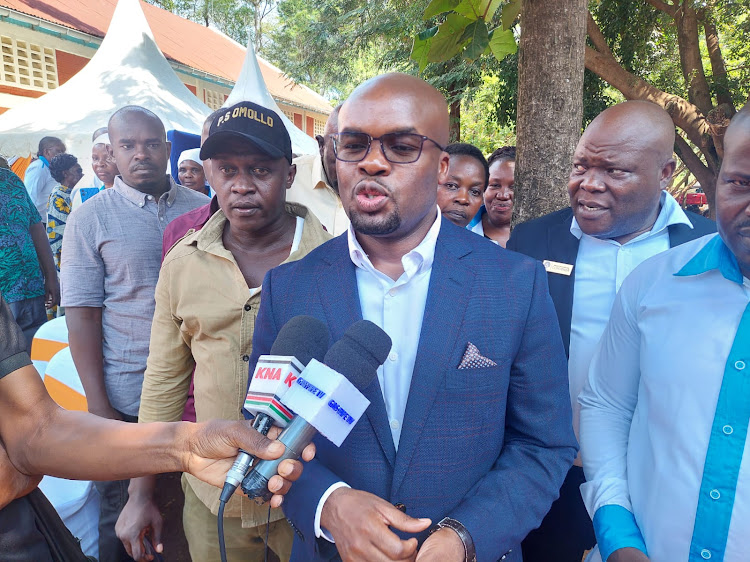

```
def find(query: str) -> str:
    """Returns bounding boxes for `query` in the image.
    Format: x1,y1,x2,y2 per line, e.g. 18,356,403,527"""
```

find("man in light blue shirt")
507,101,716,562
579,104,750,562
24,136,66,224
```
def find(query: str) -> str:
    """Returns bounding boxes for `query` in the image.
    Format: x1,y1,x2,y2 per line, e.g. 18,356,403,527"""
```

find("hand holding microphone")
241,319,392,501
222,315,329,503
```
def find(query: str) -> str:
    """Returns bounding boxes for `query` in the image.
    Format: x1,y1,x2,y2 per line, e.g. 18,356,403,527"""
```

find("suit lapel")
546,211,579,356
316,235,397,467
391,226,474,495
668,222,693,247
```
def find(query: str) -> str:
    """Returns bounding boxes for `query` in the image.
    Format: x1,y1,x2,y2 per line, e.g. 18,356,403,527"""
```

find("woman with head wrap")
47,153,83,271
177,148,209,196
71,132,120,212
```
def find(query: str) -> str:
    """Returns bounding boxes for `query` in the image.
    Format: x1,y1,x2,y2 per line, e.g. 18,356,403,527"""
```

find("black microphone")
220,315,330,503
241,320,392,502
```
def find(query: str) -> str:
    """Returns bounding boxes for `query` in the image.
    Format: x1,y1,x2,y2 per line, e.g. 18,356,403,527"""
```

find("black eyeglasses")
331,132,445,164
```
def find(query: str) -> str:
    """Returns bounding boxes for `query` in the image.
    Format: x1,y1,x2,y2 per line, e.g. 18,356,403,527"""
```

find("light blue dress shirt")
314,209,442,539
579,234,750,562
568,191,691,443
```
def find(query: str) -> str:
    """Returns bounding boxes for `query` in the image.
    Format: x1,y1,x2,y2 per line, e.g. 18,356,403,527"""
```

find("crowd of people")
0,70,748,562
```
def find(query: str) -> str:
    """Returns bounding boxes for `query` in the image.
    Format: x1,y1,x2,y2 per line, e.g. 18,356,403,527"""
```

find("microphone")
221,316,329,503
241,320,392,502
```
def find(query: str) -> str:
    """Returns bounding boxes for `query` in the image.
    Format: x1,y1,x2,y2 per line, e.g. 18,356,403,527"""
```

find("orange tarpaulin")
11,155,33,181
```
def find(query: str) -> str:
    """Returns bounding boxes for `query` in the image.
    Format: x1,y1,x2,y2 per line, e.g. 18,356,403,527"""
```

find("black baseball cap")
200,101,292,163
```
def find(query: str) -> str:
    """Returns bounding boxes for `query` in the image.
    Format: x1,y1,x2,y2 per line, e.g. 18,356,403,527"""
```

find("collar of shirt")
192,201,326,260
39,156,49,168
570,190,691,242
675,233,743,284
466,204,485,229
113,174,178,208
310,153,333,190
347,207,441,284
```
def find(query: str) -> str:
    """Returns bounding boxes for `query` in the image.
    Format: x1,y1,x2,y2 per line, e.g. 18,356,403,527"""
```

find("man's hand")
44,275,60,309
320,487,432,562
609,547,650,562
0,440,41,510
182,420,315,508
415,528,464,562
115,492,162,562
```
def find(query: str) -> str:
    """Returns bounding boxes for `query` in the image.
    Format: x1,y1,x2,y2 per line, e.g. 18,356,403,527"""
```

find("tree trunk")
514,0,587,224
449,98,461,143
674,1,714,116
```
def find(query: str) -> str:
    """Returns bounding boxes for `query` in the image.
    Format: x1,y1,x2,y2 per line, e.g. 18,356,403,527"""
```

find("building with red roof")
0,0,331,136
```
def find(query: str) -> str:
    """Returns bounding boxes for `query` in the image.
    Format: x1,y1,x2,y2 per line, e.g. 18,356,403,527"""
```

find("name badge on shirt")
543,260,574,276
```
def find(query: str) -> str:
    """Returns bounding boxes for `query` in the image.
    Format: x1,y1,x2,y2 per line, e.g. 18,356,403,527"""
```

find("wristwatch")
429,517,477,562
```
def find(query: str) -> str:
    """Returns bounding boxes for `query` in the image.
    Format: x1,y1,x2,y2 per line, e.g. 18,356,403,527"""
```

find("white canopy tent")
0,0,209,184
223,42,319,156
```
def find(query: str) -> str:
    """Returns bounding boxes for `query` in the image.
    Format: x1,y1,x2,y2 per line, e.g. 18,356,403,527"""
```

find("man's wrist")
429,517,476,562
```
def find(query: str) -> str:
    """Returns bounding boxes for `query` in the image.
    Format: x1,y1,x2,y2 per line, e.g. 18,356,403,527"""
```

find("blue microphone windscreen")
270,315,330,366
324,320,392,391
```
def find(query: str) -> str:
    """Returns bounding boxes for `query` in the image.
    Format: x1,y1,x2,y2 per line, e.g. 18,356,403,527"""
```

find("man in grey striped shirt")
60,105,208,561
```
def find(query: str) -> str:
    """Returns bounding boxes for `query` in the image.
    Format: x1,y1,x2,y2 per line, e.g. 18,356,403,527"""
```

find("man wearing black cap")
116,101,331,562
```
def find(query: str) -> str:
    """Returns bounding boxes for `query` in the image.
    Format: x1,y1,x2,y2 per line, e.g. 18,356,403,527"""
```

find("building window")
204,88,225,110
281,108,295,121
1,36,58,91
313,119,326,136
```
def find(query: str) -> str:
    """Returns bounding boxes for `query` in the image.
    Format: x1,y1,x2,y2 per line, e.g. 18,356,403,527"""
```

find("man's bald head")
108,106,166,140
585,101,676,164
568,100,678,243
340,73,450,146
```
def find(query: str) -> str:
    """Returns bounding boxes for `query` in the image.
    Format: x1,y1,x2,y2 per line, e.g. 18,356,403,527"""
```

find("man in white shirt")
287,105,350,235
579,104,750,562
246,73,576,562
24,136,66,224
507,101,716,562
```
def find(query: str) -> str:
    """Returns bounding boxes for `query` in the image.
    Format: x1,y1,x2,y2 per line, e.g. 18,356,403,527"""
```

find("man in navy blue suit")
507,101,716,562
247,73,577,562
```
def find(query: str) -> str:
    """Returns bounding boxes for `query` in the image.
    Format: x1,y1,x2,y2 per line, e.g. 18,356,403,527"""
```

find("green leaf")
453,0,483,19
411,27,438,72
460,19,489,62
501,0,522,30
423,0,461,20
487,27,517,61
427,13,472,62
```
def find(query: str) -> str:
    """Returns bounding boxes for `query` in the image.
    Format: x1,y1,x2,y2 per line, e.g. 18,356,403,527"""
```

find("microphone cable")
217,485,273,562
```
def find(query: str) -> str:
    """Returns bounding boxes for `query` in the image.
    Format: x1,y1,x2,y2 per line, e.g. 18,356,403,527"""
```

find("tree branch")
584,45,709,151
643,0,678,17
700,10,733,107
586,11,612,57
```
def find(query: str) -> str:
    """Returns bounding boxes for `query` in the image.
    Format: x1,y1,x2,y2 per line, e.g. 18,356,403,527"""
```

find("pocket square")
458,342,497,369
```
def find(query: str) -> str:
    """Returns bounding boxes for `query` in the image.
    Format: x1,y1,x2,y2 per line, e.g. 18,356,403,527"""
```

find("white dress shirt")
579,234,750,562
24,157,58,223
314,209,441,540
568,191,691,442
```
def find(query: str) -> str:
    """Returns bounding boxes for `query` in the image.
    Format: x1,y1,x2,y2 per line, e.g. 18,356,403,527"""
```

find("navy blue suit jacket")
506,207,716,355
247,219,578,561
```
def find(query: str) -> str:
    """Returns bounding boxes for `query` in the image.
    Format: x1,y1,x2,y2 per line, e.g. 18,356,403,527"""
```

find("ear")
165,140,172,160
659,157,676,189
438,151,450,178
315,135,325,156
287,163,297,189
